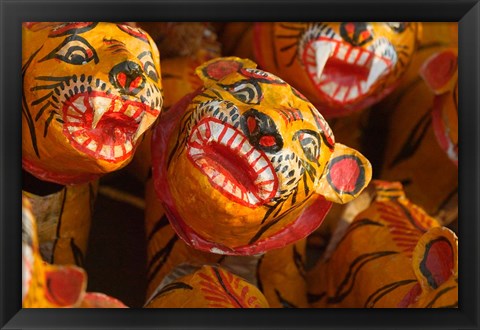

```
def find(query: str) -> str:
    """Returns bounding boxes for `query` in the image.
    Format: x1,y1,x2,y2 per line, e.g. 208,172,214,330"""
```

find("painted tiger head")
152,57,372,255
254,22,419,117
22,22,163,184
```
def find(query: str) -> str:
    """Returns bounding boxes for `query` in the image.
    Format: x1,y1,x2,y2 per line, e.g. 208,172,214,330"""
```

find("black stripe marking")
425,286,457,308
389,109,432,169
364,279,417,307
274,289,298,308
51,188,67,264
335,219,385,249
149,281,193,303
147,236,178,283
147,215,169,241
327,251,398,304
212,267,243,308
307,292,326,304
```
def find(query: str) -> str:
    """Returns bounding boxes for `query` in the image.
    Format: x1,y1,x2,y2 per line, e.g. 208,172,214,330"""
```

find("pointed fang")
91,98,111,129
315,42,334,80
366,58,389,90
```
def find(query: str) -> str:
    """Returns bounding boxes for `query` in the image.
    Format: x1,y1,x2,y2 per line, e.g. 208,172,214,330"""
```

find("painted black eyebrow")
48,22,98,38
138,50,153,60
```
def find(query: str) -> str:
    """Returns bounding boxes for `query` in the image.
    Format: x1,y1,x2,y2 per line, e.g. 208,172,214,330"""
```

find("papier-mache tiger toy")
307,181,458,308
144,182,309,308
220,22,420,118
375,23,458,226
22,196,127,308
151,56,372,255
22,22,163,265
145,265,269,308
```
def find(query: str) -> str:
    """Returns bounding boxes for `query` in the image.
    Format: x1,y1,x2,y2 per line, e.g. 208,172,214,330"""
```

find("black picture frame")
1,0,478,329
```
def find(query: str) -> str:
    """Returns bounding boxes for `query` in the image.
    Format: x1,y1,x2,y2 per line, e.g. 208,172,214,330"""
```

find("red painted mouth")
187,117,278,207
62,91,156,162
302,37,393,105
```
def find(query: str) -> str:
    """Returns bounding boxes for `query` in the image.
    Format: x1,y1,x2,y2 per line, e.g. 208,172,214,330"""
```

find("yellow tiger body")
23,180,98,266
376,23,458,225
145,177,307,308
22,196,127,308
307,181,458,308
145,265,269,308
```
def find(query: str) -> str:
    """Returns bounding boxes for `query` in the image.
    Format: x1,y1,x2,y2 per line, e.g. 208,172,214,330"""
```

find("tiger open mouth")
302,37,394,105
187,117,278,207
62,91,154,162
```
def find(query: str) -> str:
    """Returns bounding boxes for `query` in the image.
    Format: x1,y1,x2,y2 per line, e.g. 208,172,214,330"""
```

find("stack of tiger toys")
21,22,458,309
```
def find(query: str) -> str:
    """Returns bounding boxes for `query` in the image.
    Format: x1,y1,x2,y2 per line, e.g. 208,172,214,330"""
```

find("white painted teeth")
188,119,277,206
91,97,111,129
314,41,334,79
72,97,87,113
304,37,397,104
366,57,389,90
132,114,148,144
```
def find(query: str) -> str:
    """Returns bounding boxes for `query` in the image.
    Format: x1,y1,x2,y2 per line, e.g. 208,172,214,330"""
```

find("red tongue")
200,142,259,196
87,112,137,145
322,58,369,86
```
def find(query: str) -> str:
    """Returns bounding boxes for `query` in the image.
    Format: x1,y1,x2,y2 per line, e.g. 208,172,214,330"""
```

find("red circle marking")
425,240,454,287
205,60,242,80
329,157,360,193
421,51,457,91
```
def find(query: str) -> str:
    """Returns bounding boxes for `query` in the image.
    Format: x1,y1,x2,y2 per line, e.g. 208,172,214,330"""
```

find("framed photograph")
1,0,479,329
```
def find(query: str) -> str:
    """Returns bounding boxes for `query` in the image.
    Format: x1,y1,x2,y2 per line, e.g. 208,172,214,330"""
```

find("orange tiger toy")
307,181,458,308
22,22,163,184
151,57,372,255
220,22,419,118
376,23,458,225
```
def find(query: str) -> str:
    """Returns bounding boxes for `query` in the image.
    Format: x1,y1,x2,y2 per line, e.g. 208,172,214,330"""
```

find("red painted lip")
62,91,158,163
187,117,278,207
302,37,392,106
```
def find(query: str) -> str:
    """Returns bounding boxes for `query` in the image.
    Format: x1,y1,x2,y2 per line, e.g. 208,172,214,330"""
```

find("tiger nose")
339,22,373,47
109,61,146,96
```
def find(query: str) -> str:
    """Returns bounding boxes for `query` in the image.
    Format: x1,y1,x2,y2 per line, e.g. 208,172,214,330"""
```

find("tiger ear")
316,143,372,204
412,227,458,291
420,49,457,95
43,265,87,307
195,57,257,87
